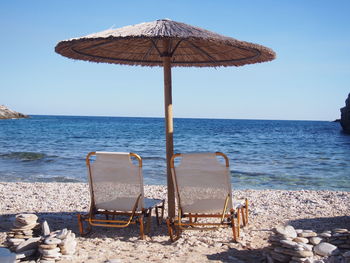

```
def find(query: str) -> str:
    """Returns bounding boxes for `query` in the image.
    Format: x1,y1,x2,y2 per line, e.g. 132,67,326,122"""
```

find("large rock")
293,237,309,243
274,247,314,258
275,225,297,239
340,93,350,134
0,105,29,119
280,239,298,248
270,251,291,262
16,237,41,253
42,221,51,236
309,236,322,245
314,242,339,256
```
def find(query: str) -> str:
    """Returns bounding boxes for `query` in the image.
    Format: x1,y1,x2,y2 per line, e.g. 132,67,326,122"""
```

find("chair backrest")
171,152,232,214
87,152,144,211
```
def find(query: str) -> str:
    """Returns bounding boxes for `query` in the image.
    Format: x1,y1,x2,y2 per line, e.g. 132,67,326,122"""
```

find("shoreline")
1,182,350,262
1,180,349,193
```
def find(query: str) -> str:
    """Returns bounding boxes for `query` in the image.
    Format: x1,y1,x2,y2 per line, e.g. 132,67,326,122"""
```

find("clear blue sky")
1,0,349,121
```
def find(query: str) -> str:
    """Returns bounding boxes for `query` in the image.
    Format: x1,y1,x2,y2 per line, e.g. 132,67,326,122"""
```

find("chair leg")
166,217,181,242
237,208,241,238
139,215,145,240
232,222,237,242
146,208,152,234
160,200,165,224
77,214,83,235
155,207,159,224
155,200,165,225
166,218,174,242
230,211,237,242
77,214,91,236
245,199,249,225
241,208,246,226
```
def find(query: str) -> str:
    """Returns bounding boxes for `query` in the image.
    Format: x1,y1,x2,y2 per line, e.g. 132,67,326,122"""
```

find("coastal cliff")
340,93,350,133
0,105,29,119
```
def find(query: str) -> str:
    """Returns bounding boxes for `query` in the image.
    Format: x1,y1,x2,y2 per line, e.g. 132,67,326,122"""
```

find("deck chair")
166,152,248,242
78,152,165,239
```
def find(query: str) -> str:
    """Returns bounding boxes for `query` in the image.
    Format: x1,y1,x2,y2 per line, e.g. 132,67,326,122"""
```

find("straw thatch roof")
55,19,276,67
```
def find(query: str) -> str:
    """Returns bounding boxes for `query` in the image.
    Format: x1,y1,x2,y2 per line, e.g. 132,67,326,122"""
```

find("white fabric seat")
167,152,248,242
89,151,160,212
171,152,234,214
182,198,246,214
78,151,165,239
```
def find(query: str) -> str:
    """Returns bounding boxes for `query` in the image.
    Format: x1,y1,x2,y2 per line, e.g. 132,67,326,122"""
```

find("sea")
0,115,349,191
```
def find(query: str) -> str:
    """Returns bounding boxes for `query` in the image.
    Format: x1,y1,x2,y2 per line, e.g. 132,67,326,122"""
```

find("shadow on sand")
2,213,349,262
0,212,268,262
207,246,268,263
0,212,170,241
288,215,350,232
206,215,350,262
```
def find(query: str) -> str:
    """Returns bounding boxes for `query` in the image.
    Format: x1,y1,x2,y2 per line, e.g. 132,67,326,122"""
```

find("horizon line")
27,114,336,122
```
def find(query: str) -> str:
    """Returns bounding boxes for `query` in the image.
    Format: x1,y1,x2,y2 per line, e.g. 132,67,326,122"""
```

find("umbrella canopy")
55,19,276,217
56,19,275,67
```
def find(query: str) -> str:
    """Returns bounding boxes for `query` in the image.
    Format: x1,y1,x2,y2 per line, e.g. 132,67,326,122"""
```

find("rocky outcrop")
340,94,350,134
0,105,29,119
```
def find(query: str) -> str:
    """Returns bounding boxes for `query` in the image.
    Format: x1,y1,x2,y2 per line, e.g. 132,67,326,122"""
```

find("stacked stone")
38,228,77,263
38,236,62,263
327,228,350,250
5,214,41,261
344,251,350,262
268,225,314,263
57,229,77,257
268,225,350,263
4,215,78,262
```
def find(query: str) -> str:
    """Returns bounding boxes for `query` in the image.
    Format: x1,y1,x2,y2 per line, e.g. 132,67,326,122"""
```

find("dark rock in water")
340,93,350,134
0,105,29,119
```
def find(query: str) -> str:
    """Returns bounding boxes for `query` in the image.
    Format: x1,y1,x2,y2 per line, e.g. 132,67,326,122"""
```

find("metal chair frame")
166,152,248,242
78,152,165,239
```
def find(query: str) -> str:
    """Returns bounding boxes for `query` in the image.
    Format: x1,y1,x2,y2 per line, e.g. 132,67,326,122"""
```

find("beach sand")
0,182,349,262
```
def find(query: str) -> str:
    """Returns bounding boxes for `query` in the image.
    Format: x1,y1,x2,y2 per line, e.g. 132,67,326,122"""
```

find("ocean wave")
0,172,82,183
231,170,267,177
70,136,92,139
230,170,346,190
0,152,51,161
142,156,166,161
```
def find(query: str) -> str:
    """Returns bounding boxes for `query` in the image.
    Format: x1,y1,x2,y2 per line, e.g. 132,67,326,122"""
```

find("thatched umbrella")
55,19,276,217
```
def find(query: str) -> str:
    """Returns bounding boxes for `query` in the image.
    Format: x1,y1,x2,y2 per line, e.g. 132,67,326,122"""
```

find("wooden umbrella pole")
163,39,175,218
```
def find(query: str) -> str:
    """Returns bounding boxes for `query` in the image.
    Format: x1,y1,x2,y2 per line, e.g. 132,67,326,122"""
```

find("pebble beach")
1,183,349,262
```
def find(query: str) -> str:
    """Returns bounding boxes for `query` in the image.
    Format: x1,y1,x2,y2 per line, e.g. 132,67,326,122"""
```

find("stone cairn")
39,222,77,263
5,214,41,261
4,214,77,262
267,225,350,263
